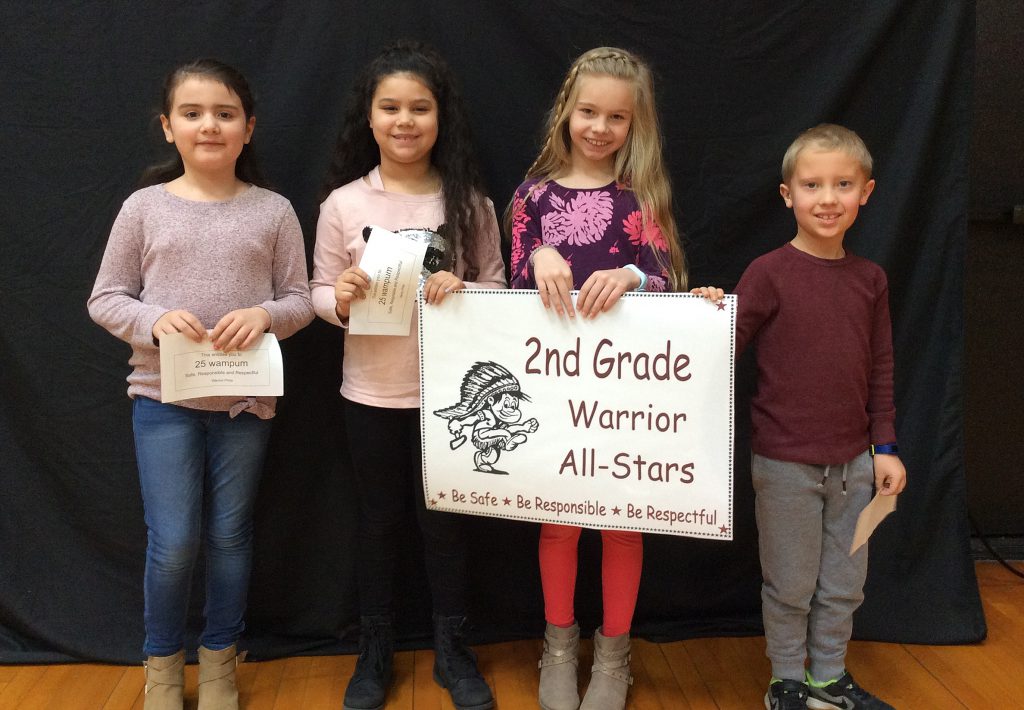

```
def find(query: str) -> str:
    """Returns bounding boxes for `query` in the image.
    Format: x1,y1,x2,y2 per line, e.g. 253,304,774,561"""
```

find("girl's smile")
160,77,253,177
568,74,634,173
369,73,439,172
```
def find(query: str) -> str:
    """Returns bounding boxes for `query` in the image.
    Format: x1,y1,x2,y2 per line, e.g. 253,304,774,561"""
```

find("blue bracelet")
870,443,899,456
623,264,648,292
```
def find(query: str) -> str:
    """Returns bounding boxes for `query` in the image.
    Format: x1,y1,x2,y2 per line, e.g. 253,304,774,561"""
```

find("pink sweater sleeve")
309,193,352,327
258,205,315,340
87,195,170,349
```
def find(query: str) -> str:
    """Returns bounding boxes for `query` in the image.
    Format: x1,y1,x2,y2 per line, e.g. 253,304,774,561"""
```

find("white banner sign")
419,290,735,539
159,332,283,402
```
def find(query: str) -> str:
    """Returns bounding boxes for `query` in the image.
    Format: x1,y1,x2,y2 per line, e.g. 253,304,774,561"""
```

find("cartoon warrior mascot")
433,361,539,474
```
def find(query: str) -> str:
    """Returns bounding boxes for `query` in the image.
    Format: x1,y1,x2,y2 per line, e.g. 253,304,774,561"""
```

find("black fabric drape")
0,1,983,663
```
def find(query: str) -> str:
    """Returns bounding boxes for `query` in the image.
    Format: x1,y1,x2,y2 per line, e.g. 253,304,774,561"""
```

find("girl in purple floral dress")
507,47,721,710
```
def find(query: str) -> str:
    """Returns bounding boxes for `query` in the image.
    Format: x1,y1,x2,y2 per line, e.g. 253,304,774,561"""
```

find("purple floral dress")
509,178,671,291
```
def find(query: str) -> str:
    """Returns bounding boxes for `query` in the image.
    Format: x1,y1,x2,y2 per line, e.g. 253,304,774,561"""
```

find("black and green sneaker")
766,679,809,710
807,671,895,709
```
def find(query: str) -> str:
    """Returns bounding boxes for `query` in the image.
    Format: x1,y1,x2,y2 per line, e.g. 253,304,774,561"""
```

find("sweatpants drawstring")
819,463,849,494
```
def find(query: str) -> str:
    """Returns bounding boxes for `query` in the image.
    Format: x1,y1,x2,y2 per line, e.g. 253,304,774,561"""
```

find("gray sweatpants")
752,451,873,682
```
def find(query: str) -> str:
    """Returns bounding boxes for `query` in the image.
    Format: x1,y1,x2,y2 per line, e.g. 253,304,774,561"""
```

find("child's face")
567,74,634,173
160,77,254,176
369,73,438,172
489,393,523,424
780,148,875,253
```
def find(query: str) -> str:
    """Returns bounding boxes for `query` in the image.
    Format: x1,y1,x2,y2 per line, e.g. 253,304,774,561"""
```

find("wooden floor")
2,561,1021,709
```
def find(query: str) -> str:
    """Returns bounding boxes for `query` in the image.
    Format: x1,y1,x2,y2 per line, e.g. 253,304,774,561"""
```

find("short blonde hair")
781,124,873,183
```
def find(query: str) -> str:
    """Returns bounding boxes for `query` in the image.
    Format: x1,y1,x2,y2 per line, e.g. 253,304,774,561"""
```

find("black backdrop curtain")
0,1,984,663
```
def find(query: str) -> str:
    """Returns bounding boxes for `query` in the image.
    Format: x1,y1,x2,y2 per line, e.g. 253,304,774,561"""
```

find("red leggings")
538,523,643,637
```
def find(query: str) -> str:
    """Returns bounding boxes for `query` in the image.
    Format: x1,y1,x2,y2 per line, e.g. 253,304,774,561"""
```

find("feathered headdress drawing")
433,361,530,419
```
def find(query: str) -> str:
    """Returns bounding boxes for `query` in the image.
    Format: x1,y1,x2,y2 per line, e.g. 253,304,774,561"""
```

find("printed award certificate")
158,332,283,403
349,225,428,336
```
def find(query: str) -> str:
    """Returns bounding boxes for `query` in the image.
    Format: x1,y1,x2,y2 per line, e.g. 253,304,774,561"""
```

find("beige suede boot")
580,628,632,710
198,644,243,710
538,622,580,710
143,649,185,710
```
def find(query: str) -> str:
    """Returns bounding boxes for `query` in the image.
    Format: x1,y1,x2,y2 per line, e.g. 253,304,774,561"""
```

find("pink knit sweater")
88,185,314,418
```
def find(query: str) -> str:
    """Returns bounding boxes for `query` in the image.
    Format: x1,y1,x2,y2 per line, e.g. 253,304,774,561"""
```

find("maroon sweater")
735,243,897,464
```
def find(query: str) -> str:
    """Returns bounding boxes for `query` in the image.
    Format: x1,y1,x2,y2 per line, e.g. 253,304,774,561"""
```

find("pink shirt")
310,168,507,408
88,185,314,418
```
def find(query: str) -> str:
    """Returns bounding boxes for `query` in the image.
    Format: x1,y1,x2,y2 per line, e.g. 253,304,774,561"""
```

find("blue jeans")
132,397,272,657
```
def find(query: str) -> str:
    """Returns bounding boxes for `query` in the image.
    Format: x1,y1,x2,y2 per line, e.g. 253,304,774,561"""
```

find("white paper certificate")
349,226,428,336
158,332,283,403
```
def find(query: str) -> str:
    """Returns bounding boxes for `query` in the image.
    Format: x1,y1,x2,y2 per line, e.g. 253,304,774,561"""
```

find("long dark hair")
138,58,269,189
321,40,488,279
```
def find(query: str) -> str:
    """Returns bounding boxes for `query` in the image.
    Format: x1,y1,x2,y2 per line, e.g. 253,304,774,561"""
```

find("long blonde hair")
508,47,686,289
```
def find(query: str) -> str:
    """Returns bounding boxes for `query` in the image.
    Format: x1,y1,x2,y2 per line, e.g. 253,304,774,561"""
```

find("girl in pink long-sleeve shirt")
309,41,505,710
88,59,312,710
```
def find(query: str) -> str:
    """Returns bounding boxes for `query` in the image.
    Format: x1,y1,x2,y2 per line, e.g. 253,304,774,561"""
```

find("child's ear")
859,178,876,205
244,116,256,144
779,183,793,207
160,115,174,144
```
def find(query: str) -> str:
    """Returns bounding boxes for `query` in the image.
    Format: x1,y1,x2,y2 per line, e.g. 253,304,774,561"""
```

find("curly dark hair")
321,40,488,279
138,58,269,189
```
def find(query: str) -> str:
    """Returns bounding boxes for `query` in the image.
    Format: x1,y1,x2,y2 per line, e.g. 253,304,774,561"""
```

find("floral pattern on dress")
622,209,668,251
508,179,673,292
540,190,613,247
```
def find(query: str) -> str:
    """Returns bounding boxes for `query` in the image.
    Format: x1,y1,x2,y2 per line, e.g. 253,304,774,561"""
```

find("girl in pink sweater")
309,41,505,710
88,59,313,710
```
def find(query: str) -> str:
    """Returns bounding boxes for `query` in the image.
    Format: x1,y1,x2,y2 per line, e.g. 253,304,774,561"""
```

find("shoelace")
832,674,872,701
438,624,479,678
773,680,808,709
356,624,392,674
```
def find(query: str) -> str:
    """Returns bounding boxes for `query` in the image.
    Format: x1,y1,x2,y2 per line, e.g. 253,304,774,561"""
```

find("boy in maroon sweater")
736,125,907,710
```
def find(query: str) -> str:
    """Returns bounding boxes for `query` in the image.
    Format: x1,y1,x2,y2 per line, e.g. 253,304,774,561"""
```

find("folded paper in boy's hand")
850,492,897,555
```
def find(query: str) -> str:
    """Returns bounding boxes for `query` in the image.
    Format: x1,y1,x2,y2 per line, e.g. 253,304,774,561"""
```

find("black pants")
343,398,468,616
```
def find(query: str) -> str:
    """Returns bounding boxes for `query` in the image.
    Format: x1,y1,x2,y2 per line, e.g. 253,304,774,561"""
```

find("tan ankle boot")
580,628,632,710
144,649,185,710
198,644,243,710
539,622,580,710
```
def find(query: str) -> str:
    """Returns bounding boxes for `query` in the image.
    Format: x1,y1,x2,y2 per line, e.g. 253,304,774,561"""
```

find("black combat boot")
343,615,394,710
431,613,495,710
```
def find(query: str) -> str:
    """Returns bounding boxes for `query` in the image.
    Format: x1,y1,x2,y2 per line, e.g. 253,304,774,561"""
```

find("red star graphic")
503,497,512,505
716,301,727,311
612,506,622,515
429,499,437,506
719,524,730,533
437,491,446,499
